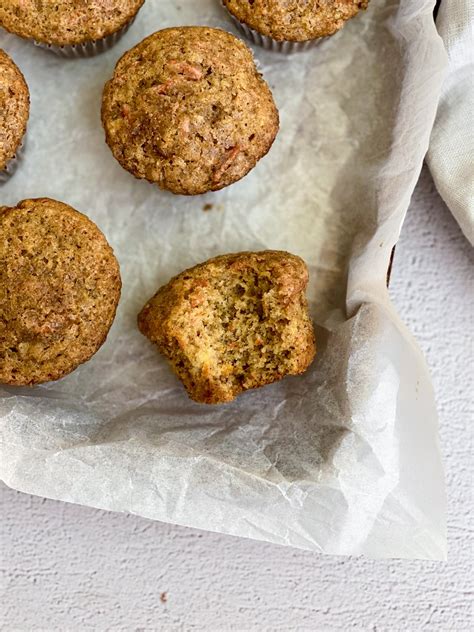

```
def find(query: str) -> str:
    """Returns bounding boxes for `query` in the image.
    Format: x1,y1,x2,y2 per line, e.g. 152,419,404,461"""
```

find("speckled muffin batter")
138,251,316,404
0,49,29,173
101,27,279,195
0,198,121,385
0,0,144,47
223,0,369,42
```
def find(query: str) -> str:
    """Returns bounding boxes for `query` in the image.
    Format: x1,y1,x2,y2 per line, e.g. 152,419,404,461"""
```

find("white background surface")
1,167,472,630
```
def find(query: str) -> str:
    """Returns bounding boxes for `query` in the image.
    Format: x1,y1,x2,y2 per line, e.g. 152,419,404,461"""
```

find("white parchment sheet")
0,0,448,559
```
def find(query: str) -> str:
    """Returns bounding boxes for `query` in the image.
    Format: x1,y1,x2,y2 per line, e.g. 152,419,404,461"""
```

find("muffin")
0,1,144,57
222,0,370,53
0,198,121,385
101,27,279,195
0,49,29,183
138,251,316,404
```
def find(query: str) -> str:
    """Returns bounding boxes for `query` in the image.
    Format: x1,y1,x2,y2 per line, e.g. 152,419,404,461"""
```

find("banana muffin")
0,1,144,56
101,27,279,195
0,49,29,182
223,0,369,51
138,251,316,404
0,198,121,385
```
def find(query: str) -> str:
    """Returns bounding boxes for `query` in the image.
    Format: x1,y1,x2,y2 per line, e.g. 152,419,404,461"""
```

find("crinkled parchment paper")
0,0,447,559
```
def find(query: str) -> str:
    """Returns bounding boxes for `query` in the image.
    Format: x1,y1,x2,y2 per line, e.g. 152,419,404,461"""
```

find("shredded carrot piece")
168,60,203,81
154,79,176,95
213,146,241,183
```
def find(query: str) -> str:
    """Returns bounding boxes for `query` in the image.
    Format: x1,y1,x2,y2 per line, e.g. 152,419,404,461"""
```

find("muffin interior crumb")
138,252,315,404
178,272,303,392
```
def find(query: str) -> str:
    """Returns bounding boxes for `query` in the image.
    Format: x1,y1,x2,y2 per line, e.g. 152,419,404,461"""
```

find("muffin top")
102,27,279,195
138,251,315,403
223,0,369,42
0,0,144,46
0,198,121,385
0,49,29,171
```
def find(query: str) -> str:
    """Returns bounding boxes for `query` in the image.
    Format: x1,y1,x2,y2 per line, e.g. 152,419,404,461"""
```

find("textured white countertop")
1,167,472,631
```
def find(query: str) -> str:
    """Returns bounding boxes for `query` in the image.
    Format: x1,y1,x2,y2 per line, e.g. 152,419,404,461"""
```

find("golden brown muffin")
138,251,316,404
223,0,369,42
0,0,144,47
101,27,279,195
0,198,121,385
0,49,29,174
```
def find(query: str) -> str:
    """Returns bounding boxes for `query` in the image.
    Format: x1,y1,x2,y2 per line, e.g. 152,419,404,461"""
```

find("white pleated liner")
33,17,136,58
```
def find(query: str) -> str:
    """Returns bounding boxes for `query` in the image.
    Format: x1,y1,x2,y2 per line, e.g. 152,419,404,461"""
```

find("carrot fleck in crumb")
213,146,240,183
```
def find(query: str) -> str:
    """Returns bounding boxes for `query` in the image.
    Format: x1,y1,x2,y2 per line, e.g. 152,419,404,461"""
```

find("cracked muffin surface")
0,0,144,46
138,251,316,404
101,27,279,195
223,0,369,42
0,198,121,385
0,49,29,172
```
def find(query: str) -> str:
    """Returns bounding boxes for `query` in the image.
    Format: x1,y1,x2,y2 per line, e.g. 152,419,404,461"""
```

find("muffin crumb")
0,0,144,47
102,27,279,195
0,49,29,172
138,251,315,404
0,198,121,385
223,0,369,42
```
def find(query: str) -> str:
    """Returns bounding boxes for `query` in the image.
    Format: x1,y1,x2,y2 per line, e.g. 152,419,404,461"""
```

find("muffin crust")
223,0,369,42
0,198,121,385
101,27,279,195
138,251,316,404
0,0,144,46
0,49,29,171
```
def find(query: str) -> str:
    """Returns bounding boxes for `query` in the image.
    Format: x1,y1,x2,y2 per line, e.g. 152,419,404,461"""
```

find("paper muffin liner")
0,139,25,184
33,17,136,58
226,12,328,53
